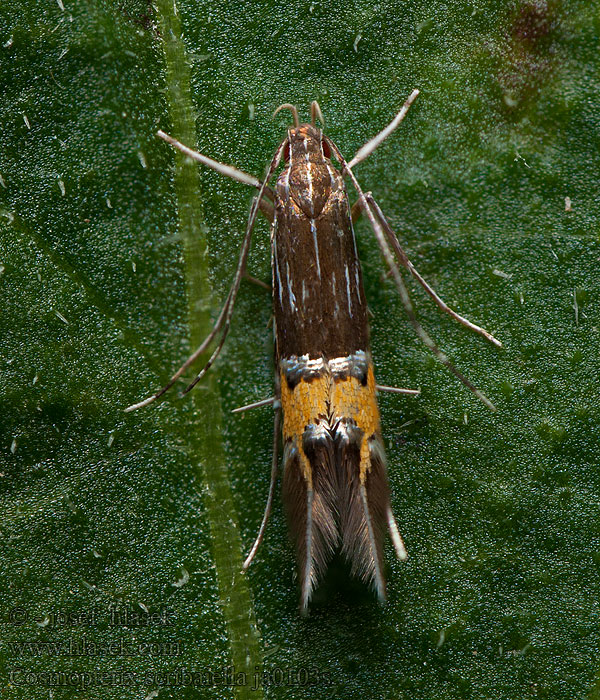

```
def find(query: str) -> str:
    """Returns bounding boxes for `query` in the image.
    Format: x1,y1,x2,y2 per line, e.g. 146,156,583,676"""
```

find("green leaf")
1,1,599,699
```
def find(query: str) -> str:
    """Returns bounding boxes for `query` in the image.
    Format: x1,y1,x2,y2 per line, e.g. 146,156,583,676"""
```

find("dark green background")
1,1,599,698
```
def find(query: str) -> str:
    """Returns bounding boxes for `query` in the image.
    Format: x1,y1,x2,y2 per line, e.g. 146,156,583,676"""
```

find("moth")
126,91,500,613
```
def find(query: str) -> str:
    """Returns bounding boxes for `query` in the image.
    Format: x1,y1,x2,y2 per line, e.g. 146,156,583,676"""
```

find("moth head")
282,124,331,164
274,103,331,162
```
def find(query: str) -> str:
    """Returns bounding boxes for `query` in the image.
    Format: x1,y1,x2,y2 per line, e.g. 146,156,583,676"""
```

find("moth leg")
231,397,276,414
257,199,275,223
156,130,275,222
376,385,420,396
326,137,496,411
243,272,271,292
352,195,501,347
242,404,281,570
125,284,235,412
346,89,420,171
176,134,287,398
386,506,408,561
125,137,287,411
365,194,502,348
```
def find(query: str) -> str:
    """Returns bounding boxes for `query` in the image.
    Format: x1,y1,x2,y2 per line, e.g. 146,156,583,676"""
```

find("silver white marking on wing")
286,260,297,312
345,264,353,317
310,219,321,279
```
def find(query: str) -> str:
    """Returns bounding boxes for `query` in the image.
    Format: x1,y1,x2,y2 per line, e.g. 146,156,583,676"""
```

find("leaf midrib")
155,1,264,697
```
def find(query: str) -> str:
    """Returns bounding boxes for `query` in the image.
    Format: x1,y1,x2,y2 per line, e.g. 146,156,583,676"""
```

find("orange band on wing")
280,371,329,486
331,363,381,483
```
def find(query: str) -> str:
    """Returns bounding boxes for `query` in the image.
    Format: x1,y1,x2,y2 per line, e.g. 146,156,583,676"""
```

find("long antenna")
273,103,300,127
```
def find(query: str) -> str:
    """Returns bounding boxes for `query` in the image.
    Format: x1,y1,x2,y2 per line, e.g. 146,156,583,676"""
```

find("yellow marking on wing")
280,371,330,485
331,364,381,483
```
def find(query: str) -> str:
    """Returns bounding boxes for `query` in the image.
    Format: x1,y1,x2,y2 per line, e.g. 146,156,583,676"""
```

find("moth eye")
321,139,331,158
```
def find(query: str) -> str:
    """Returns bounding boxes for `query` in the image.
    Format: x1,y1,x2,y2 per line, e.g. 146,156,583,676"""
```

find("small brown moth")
126,91,500,613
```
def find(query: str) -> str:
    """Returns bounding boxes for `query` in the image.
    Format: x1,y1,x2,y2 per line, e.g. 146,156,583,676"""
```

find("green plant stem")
155,1,263,696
